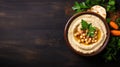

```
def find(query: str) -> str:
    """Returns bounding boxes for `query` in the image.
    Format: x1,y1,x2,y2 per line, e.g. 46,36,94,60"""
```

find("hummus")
68,13,107,54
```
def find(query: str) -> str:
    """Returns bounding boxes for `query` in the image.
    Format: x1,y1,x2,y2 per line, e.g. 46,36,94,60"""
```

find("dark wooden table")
0,0,120,67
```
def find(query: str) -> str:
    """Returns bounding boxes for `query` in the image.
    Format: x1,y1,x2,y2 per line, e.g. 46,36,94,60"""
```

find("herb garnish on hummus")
74,19,100,45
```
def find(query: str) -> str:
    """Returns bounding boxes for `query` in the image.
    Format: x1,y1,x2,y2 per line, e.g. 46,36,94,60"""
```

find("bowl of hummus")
64,12,110,56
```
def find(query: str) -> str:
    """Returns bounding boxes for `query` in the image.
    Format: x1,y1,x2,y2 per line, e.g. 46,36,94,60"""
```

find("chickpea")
95,31,97,34
92,39,97,43
94,40,97,42
81,39,85,43
94,36,98,39
87,40,91,44
88,38,92,43
85,41,89,44
85,38,87,41
88,37,92,41
80,35,83,39
83,36,86,39
82,33,86,37
94,31,98,36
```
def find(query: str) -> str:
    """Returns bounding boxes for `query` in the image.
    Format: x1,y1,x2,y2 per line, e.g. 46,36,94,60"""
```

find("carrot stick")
109,21,119,29
111,30,120,36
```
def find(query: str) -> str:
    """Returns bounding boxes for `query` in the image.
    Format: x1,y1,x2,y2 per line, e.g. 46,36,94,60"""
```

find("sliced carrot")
109,21,119,29
111,30,120,36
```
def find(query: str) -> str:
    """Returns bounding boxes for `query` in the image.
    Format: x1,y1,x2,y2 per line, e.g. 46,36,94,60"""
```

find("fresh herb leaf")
79,2,89,8
107,55,112,61
81,19,96,37
72,0,116,13
72,1,80,10
108,0,115,5
81,19,89,30
72,1,89,13
72,0,106,13
107,5,111,11
107,0,116,12
87,24,96,37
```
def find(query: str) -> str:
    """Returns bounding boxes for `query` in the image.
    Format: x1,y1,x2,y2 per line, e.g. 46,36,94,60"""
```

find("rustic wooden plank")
0,0,73,66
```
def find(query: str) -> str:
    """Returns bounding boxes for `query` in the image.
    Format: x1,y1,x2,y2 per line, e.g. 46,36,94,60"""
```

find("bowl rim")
64,11,110,56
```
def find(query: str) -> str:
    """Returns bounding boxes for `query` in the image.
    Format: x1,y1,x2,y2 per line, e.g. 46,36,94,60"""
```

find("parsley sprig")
72,1,90,12
81,19,96,37
72,0,116,13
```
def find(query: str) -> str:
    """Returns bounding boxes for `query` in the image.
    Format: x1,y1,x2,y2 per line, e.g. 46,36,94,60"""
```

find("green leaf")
81,19,96,37
72,1,80,10
79,2,89,8
76,9,82,13
107,5,111,11
108,0,115,5
106,0,116,12
81,19,89,30
87,24,96,37
72,1,91,13
106,5,115,12
107,55,112,61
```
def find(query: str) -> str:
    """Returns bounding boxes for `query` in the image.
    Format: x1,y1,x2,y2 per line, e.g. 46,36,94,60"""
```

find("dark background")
0,0,120,67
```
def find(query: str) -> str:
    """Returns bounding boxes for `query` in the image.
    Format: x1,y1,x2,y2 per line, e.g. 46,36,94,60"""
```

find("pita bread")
88,5,106,19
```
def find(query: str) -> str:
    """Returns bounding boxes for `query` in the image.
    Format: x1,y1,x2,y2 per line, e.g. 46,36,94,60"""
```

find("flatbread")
88,5,106,19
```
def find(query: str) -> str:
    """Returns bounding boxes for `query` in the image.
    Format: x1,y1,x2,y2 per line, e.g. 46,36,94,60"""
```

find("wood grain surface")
0,0,120,67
